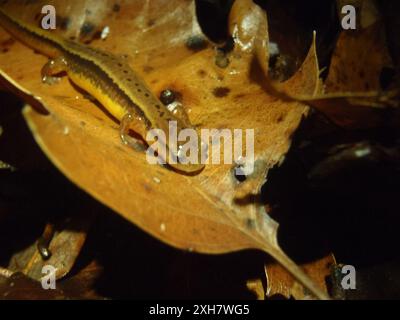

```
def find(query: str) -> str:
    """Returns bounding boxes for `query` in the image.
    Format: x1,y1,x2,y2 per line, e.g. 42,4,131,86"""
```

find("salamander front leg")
120,112,147,152
41,56,68,85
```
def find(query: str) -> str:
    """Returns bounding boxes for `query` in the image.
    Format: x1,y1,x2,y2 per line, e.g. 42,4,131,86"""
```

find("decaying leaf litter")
0,0,397,299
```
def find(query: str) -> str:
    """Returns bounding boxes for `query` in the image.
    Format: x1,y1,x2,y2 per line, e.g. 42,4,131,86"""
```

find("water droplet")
100,26,110,40
153,177,161,184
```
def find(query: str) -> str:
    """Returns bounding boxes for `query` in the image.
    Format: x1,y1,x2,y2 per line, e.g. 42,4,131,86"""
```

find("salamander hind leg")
41,56,68,85
120,110,148,152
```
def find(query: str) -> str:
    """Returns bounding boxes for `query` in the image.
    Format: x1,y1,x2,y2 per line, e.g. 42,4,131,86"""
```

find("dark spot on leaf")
58,16,71,31
143,65,154,73
185,35,208,51
113,3,121,12
160,89,176,105
1,38,15,48
212,87,230,98
277,114,285,123
234,93,245,100
234,165,247,182
246,219,255,229
80,21,96,36
142,183,152,192
197,69,207,78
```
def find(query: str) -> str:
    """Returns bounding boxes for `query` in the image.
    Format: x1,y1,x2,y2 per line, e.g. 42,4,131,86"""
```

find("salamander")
0,7,206,173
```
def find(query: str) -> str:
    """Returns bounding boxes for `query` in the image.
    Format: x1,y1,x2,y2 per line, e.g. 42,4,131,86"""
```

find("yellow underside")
67,71,126,122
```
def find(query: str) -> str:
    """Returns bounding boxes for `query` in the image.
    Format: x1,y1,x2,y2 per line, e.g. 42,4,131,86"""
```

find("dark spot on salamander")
155,104,161,109
147,19,156,27
159,111,165,117
113,3,121,12
69,36,76,41
118,63,123,67
137,88,142,92
123,70,128,74
127,78,132,82
160,89,176,105
276,114,285,123
145,93,150,97
85,9,92,15
185,35,208,51
212,87,230,98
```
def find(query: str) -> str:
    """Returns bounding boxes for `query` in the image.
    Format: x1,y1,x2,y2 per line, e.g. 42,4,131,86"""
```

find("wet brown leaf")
265,254,336,300
246,278,265,300
262,5,398,129
8,211,93,281
0,0,328,298
0,272,65,299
